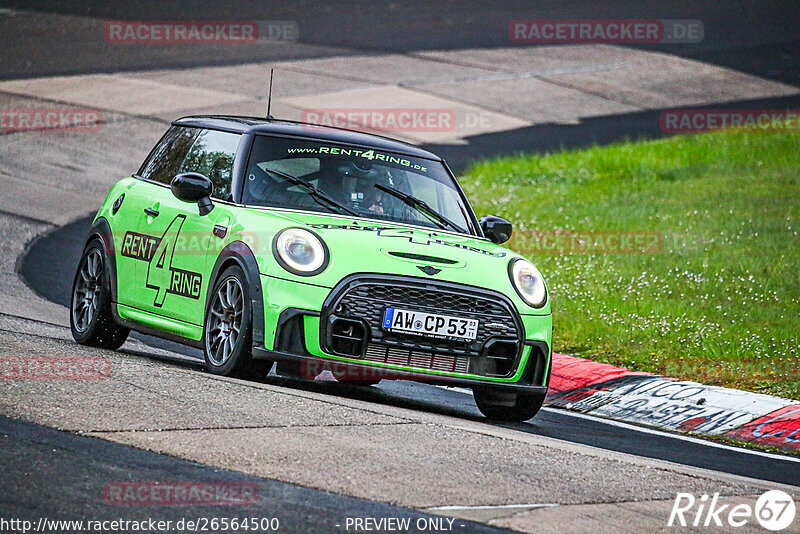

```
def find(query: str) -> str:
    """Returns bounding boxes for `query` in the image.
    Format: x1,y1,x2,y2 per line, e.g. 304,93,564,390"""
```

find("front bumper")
253,273,552,393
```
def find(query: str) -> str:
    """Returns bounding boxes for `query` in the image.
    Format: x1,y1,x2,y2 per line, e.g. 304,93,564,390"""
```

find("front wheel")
203,265,270,380
70,240,129,349
473,388,545,422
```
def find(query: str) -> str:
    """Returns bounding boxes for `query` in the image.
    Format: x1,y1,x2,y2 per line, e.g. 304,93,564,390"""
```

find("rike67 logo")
669,490,796,531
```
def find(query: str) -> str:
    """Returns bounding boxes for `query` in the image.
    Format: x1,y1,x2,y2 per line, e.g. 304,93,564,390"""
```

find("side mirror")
479,215,512,244
171,173,214,216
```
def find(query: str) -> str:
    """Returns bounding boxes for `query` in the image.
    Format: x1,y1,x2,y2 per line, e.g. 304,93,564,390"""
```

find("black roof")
173,115,442,161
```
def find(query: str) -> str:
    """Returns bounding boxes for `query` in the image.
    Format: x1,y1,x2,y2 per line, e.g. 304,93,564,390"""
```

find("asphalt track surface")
2,1,799,171
19,216,800,488
2,1,799,86
0,416,510,533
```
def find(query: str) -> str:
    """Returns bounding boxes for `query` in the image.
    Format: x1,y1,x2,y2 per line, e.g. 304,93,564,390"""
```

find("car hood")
239,209,549,315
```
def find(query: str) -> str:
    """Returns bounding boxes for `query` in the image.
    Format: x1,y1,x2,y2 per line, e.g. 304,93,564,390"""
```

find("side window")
177,129,240,201
138,126,199,184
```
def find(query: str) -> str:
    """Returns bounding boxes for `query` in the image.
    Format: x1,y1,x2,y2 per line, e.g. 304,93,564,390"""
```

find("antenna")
266,68,274,119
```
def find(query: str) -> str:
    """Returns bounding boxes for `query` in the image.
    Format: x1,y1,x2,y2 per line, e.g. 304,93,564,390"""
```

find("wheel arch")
206,241,266,347
84,217,119,302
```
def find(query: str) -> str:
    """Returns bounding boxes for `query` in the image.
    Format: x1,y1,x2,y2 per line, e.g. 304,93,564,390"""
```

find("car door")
135,128,241,327
116,126,198,312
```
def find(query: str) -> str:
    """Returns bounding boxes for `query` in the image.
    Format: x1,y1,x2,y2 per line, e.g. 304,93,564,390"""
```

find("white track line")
435,385,800,464
540,407,800,464
428,503,558,511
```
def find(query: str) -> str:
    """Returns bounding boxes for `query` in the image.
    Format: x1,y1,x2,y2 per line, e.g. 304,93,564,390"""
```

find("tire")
70,240,130,349
203,265,270,380
473,387,545,422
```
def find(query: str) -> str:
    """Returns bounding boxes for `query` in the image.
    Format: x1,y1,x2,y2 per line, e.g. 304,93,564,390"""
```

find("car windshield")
243,135,474,234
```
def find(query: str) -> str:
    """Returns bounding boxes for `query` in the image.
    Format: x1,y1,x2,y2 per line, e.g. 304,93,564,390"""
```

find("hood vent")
387,251,459,265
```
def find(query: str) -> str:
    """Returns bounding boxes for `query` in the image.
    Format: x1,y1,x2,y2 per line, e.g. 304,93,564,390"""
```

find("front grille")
322,275,524,377
364,343,470,373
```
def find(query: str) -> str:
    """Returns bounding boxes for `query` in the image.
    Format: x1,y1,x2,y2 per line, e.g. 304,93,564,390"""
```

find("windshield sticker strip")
285,146,428,173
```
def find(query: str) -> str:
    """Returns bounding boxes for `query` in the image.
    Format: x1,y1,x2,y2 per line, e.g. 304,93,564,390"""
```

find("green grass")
462,131,800,399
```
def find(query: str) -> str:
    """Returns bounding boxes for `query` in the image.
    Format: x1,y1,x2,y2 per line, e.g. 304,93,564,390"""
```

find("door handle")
144,208,160,217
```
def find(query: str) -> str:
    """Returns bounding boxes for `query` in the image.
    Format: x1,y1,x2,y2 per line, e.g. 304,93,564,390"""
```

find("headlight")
272,228,329,276
508,258,547,308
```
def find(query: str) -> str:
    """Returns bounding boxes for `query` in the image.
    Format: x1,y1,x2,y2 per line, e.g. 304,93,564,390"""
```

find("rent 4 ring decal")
376,228,506,257
285,146,428,172
120,231,160,261
120,215,202,305
165,266,203,300
307,223,506,257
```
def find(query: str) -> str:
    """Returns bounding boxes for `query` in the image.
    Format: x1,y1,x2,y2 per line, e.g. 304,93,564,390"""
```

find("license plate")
382,307,479,341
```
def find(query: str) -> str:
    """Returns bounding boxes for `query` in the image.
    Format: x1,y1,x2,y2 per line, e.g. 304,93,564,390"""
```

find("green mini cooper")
71,116,552,421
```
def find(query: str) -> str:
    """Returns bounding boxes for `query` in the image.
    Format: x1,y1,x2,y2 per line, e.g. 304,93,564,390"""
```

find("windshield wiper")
374,183,465,233
263,167,359,217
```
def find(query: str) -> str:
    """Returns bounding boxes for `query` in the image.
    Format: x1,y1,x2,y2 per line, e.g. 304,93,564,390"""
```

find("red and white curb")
547,353,800,452
313,353,800,452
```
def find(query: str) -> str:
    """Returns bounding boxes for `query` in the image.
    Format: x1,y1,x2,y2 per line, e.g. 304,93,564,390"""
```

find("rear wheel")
70,240,129,349
203,265,270,379
473,388,545,422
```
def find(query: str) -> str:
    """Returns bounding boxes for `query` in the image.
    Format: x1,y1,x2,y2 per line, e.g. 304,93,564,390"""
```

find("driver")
315,159,391,214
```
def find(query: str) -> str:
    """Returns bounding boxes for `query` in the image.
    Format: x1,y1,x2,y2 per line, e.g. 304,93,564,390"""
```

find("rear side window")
177,129,240,202
138,127,241,201
138,126,198,185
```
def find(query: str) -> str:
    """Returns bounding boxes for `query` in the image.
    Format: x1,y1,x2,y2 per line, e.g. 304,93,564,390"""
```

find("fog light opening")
330,318,366,357
476,339,518,377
